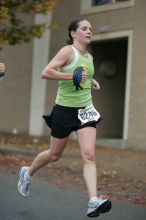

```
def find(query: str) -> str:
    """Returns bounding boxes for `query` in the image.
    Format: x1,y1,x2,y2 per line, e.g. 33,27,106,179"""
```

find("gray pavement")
0,167,146,220
0,145,146,220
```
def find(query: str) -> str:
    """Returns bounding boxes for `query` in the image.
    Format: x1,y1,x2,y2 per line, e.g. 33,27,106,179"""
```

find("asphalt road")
0,169,146,220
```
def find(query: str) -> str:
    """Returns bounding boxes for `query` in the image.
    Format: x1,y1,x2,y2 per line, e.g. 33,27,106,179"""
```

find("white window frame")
81,0,135,15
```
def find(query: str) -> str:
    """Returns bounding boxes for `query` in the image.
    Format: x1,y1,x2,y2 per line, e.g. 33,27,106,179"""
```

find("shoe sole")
87,200,112,218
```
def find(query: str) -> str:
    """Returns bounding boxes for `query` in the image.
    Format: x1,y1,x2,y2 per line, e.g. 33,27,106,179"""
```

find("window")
81,0,134,15
92,0,130,6
92,0,110,6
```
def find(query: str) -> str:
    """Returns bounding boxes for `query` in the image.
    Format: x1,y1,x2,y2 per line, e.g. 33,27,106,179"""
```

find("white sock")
25,171,32,180
89,196,98,203
89,196,107,204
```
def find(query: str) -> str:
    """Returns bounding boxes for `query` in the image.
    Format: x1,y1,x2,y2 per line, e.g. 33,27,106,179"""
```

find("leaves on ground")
0,133,146,207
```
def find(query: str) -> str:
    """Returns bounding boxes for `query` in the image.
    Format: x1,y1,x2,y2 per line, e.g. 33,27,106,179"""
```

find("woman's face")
72,20,93,45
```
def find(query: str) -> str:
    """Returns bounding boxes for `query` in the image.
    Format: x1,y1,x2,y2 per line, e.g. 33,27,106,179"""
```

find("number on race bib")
78,105,100,125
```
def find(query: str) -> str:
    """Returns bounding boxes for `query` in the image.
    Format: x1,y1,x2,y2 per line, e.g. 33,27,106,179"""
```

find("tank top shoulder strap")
60,45,80,70
70,45,79,57
69,45,80,67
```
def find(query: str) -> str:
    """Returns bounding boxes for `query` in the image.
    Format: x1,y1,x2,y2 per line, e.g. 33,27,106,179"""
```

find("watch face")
99,60,117,79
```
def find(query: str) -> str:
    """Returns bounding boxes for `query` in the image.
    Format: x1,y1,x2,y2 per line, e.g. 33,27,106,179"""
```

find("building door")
91,38,128,139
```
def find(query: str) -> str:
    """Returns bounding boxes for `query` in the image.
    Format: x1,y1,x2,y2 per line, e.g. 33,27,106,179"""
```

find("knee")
82,150,96,162
50,153,61,162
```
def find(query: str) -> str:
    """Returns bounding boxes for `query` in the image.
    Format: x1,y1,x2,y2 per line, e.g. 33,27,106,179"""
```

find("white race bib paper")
78,105,100,125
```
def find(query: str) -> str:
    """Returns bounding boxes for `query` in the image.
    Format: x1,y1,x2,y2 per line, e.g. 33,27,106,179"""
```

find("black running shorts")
43,104,101,139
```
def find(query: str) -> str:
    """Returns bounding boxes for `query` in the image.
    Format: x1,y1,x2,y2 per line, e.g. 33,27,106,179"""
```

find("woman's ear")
71,30,76,40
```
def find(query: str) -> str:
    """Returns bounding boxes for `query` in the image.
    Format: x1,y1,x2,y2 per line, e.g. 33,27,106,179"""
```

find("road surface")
0,167,146,220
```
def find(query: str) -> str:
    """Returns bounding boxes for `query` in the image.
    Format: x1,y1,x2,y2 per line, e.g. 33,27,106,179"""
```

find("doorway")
91,38,128,138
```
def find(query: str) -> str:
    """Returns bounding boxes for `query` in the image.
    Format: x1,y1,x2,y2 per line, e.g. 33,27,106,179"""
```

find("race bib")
78,105,100,125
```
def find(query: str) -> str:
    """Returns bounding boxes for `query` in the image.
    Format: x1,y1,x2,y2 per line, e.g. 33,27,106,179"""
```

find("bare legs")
27,126,98,200
77,127,97,199
28,136,68,176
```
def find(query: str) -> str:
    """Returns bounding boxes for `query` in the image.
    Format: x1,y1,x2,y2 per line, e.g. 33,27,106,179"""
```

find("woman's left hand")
91,79,100,91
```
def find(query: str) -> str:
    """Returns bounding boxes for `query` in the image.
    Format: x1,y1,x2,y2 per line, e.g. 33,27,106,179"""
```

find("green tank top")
55,45,94,107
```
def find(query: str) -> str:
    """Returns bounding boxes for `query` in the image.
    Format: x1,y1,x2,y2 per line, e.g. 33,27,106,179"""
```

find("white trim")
81,0,135,15
29,13,52,136
92,30,133,41
92,30,133,141
123,31,133,139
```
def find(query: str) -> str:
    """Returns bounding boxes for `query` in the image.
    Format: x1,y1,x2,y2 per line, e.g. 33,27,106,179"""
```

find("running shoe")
18,166,32,198
87,196,112,218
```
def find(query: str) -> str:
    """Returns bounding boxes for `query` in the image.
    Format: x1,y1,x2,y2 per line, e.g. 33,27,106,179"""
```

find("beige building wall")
0,14,33,133
0,42,32,133
127,1,146,150
0,13,51,136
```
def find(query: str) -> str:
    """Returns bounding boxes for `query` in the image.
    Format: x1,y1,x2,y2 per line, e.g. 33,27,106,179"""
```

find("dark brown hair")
66,19,85,45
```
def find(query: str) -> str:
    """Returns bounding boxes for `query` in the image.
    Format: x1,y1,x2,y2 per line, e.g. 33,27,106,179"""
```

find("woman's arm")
91,78,100,91
41,46,73,80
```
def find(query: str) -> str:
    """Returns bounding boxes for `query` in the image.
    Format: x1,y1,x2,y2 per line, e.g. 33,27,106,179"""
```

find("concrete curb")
0,145,80,160
0,145,39,159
